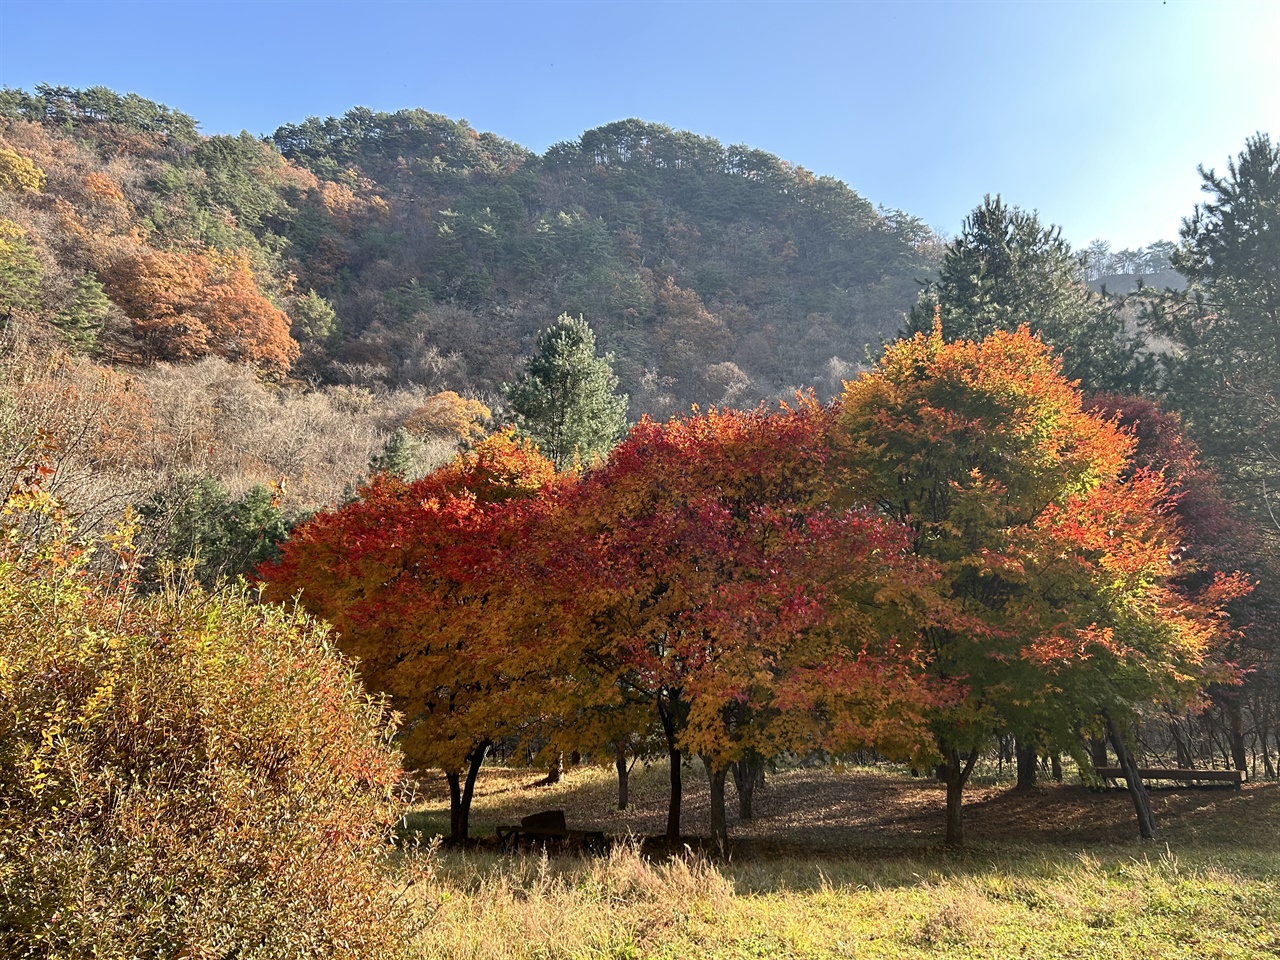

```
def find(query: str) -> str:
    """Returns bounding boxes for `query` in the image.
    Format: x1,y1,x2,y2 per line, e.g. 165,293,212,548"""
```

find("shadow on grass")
395,762,1280,892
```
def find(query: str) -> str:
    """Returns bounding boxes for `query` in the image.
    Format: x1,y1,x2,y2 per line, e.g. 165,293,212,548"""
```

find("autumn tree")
258,430,561,842
403,390,490,445
0,146,45,192
196,248,300,373
544,399,940,848
837,325,1240,844
101,245,299,374
99,246,210,362
504,314,628,469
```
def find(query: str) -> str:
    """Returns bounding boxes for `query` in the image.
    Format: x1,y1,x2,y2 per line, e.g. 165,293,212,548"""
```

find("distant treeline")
1080,239,1176,281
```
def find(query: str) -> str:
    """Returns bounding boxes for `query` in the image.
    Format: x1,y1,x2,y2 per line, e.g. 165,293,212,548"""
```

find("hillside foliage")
1,85,939,420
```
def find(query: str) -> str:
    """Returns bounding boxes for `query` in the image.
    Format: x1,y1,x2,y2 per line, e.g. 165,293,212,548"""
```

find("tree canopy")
836,324,1241,844
504,314,629,469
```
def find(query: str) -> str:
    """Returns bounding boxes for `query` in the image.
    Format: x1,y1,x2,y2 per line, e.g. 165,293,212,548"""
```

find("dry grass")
393,763,1280,959
399,842,1279,959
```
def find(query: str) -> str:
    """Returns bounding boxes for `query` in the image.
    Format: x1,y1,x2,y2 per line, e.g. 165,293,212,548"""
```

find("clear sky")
2,0,1276,249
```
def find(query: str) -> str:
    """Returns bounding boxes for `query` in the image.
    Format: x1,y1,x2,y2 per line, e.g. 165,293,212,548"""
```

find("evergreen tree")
1173,133,1280,362
138,475,290,588
1155,133,1280,536
291,288,340,344
53,272,112,351
504,314,628,469
907,195,1154,394
0,218,42,317
369,426,427,478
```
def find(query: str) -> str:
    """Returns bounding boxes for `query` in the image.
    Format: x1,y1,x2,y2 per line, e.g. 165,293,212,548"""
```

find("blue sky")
2,0,1276,248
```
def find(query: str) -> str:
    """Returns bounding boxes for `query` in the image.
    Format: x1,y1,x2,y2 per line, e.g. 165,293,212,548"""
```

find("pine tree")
291,289,339,344
1156,133,1280,542
369,427,428,479
504,314,628,469
137,474,290,588
53,272,112,351
907,195,1154,394
0,218,42,318
1174,134,1280,361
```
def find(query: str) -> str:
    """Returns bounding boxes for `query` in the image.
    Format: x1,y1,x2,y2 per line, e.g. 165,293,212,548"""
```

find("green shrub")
0,494,412,959
136,473,291,589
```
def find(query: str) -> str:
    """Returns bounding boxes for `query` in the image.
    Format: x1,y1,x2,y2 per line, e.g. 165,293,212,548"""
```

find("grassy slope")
397,763,1280,959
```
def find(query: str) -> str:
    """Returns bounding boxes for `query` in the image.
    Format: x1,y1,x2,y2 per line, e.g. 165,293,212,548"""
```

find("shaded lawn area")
400,760,1280,860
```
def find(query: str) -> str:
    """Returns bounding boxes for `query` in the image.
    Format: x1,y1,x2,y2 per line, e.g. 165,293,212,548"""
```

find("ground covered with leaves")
396,764,1280,959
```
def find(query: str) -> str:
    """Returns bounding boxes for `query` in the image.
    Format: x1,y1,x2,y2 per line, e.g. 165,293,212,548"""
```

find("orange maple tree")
836,324,1245,844
258,430,561,841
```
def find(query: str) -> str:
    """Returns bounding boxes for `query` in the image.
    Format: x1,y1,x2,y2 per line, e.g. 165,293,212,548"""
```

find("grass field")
394,762,1280,959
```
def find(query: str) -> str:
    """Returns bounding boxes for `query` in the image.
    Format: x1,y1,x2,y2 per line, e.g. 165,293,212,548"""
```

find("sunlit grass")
400,842,1279,959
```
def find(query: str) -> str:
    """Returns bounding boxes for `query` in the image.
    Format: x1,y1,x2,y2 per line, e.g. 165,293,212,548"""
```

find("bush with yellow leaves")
0,494,414,959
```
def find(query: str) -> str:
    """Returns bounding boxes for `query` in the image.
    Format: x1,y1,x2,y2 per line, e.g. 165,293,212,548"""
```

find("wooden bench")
496,809,606,854
1093,767,1245,791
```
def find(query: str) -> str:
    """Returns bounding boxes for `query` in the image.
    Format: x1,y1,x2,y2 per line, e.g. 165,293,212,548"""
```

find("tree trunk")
546,752,564,784
447,740,490,842
615,739,630,810
658,701,682,843
702,756,729,852
1259,717,1276,779
731,755,761,819
1171,718,1194,769
665,742,682,843
943,745,980,849
1050,753,1063,783
1015,737,1037,790
1106,713,1158,841
1089,735,1109,770
1225,697,1249,773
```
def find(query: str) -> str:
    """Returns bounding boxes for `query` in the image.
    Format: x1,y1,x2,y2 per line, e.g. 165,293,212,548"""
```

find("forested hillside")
0,85,939,421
